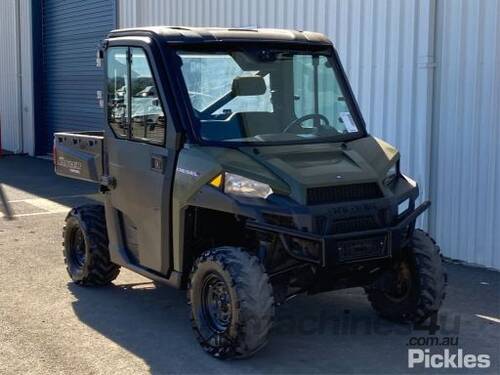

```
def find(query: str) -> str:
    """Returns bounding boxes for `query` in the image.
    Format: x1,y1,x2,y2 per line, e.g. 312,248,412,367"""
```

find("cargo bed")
53,131,105,183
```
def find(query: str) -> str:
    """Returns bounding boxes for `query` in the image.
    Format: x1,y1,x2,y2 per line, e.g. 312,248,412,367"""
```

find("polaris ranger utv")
54,27,446,359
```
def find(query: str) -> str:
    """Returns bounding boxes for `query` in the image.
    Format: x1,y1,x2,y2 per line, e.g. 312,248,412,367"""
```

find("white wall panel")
118,0,499,268
431,0,500,268
0,0,21,153
118,0,436,203
0,0,34,155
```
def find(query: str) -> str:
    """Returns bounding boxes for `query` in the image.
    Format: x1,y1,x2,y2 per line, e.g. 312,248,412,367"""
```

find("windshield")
177,46,364,145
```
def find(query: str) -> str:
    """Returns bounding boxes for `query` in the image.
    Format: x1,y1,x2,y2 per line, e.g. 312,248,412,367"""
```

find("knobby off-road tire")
365,229,447,323
63,205,120,286
188,247,275,359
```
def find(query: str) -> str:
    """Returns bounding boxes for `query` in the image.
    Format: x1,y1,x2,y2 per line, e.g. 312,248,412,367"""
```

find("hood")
204,136,399,204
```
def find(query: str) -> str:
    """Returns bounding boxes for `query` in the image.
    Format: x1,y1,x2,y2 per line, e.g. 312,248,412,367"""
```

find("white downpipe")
15,0,23,154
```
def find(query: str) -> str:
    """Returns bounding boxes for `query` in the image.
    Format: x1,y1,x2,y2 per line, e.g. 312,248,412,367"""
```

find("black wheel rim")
385,261,412,302
201,273,232,333
69,227,86,270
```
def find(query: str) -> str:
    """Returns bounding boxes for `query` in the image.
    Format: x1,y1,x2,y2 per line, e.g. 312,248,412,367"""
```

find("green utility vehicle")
54,27,447,359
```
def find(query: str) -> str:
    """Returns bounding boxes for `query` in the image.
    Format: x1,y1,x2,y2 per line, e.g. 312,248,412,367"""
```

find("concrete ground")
0,155,499,374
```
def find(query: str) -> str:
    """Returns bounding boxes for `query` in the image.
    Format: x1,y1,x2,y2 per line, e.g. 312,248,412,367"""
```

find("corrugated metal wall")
0,0,20,153
0,0,34,155
430,0,500,268
118,0,499,268
39,0,116,154
118,0,436,209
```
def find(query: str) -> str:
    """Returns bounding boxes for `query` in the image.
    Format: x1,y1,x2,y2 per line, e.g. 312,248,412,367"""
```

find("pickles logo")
408,349,490,369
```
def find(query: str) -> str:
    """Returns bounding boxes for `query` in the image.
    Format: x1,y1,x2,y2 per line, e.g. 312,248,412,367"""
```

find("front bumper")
246,201,430,267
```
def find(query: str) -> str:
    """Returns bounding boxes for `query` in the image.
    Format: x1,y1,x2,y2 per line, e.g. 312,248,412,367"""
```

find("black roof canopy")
108,26,332,46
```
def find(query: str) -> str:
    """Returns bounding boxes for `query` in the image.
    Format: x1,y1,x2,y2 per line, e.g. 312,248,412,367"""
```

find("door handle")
151,154,165,173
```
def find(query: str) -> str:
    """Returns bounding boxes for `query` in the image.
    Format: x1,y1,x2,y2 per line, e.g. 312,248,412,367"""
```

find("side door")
104,44,175,274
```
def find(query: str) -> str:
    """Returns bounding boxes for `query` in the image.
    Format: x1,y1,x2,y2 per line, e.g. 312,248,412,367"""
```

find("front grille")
307,183,383,205
315,215,381,235
332,216,380,234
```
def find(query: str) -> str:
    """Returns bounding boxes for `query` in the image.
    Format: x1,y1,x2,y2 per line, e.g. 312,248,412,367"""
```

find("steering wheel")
282,113,330,133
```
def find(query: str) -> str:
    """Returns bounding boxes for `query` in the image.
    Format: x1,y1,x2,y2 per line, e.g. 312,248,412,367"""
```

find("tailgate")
53,131,105,183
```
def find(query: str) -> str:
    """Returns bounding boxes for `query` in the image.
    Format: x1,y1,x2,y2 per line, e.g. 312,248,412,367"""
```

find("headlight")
224,173,273,199
384,161,400,186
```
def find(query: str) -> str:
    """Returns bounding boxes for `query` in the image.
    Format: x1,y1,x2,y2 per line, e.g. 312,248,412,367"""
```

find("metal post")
313,55,320,128
0,114,2,158
15,0,24,154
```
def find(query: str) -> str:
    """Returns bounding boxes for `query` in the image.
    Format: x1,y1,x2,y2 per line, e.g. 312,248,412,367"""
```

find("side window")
130,48,166,145
107,47,129,138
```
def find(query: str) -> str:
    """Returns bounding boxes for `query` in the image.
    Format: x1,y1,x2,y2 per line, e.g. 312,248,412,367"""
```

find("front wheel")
365,229,447,323
188,247,275,359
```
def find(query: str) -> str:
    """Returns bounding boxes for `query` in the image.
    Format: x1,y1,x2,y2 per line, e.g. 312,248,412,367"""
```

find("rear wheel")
188,247,275,359
365,229,447,323
63,205,120,286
